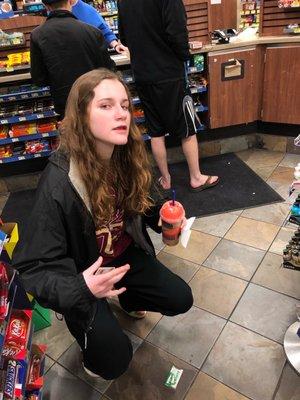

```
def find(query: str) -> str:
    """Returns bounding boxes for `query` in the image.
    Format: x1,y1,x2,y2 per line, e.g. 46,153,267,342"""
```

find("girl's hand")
82,257,130,299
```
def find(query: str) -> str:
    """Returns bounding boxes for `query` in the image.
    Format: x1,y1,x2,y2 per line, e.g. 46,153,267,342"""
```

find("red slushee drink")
160,200,185,246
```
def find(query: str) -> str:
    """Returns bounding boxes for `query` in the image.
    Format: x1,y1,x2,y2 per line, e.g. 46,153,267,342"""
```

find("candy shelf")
0,110,57,125
0,151,53,164
0,87,51,103
0,130,59,146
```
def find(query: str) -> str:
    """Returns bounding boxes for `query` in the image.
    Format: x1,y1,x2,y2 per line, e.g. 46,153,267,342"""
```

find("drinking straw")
172,189,176,206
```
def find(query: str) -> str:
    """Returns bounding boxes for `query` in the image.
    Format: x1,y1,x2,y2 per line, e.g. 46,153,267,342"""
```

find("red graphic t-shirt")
95,208,132,265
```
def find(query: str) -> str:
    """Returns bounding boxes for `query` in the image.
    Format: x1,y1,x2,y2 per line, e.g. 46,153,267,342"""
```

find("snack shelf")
0,150,53,164
0,65,30,74
101,10,118,16
190,85,207,94
187,65,204,74
195,104,208,112
123,67,205,86
0,130,59,145
134,116,145,124
0,87,51,103
0,110,58,125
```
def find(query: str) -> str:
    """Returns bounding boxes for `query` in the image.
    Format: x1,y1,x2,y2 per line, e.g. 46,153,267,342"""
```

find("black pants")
65,243,193,380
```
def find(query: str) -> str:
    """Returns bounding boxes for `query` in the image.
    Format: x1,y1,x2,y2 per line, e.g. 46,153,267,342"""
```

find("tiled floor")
1,149,300,400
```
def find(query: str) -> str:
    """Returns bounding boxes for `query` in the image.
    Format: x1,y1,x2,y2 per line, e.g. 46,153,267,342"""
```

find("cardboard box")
0,223,19,262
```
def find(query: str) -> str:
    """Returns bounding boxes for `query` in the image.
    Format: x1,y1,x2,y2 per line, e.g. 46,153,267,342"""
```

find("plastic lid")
160,200,185,224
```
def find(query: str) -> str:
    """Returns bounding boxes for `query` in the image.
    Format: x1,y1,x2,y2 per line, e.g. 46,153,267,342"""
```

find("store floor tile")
8,149,300,398
230,283,300,343
241,202,290,226
203,239,265,280
189,267,247,318
202,322,286,400
192,213,238,237
146,306,225,368
105,341,198,400
156,251,200,283
43,362,102,400
185,371,249,400
252,252,300,299
224,217,280,250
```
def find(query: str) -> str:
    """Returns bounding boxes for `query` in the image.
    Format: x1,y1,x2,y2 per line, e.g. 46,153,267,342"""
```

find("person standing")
118,0,219,191
30,0,115,117
72,0,128,54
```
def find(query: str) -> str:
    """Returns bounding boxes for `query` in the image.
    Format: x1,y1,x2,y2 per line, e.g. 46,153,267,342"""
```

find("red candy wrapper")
0,262,9,323
26,344,46,392
7,317,27,346
3,310,32,360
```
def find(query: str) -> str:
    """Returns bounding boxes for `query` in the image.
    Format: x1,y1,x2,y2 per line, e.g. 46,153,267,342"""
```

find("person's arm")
30,33,49,86
97,14,128,54
162,0,190,61
12,186,96,323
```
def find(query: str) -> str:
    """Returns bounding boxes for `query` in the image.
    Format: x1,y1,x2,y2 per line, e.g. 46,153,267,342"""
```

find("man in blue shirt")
72,0,127,53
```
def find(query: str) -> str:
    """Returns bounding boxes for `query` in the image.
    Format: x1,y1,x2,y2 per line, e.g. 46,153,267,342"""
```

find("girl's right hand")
82,257,129,299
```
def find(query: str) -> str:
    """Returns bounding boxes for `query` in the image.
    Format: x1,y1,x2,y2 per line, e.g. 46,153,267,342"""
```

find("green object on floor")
32,302,52,332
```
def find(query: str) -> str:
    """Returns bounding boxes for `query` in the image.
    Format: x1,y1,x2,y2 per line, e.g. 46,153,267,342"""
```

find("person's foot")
125,310,147,319
82,363,101,378
190,175,219,192
158,174,171,190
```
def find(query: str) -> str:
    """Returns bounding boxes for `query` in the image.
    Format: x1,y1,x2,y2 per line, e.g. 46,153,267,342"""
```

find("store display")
239,1,260,30
278,0,300,7
0,221,46,400
0,30,25,48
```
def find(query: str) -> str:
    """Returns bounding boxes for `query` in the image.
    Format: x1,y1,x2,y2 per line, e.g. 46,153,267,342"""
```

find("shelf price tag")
18,156,25,160
19,117,26,122
189,67,197,73
21,95,29,99
42,133,49,137
11,138,19,142
6,66,14,72
0,120,8,124
34,153,42,158
36,114,44,119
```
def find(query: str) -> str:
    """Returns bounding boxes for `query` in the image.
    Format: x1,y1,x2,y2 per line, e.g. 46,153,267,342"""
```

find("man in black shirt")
30,0,115,118
118,0,219,191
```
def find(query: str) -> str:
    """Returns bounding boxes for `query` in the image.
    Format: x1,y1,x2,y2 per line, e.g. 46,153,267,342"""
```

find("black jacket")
118,0,190,84
12,151,161,330
30,10,115,117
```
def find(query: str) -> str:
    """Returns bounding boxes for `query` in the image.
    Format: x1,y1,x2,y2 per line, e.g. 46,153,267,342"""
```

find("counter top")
193,35,300,54
1,35,300,84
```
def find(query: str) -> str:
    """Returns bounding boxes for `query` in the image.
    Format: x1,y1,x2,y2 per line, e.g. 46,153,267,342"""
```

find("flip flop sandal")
190,176,220,193
125,310,147,319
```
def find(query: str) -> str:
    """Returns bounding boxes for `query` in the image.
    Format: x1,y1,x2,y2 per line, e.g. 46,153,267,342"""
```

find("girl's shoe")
124,310,147,319
82,364,101,378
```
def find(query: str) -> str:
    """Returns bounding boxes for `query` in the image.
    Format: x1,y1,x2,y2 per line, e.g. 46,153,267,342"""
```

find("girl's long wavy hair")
60,68,153,227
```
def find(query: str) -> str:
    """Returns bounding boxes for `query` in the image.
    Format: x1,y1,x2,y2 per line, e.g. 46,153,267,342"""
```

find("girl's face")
88,79,131,158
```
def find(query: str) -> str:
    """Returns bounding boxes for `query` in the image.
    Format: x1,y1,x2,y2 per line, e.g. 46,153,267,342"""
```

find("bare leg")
181,135,218,188
151,136,171,189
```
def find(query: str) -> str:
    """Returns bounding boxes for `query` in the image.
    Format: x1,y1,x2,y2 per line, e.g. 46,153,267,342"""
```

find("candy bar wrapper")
0,262,9,323
164,365,183,389
180,217,195,248
14,360,28,399
26,344,46,391
3,310,32,361
4,359,17,399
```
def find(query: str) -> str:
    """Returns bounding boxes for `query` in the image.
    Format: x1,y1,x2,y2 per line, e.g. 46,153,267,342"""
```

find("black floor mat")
163,152,283,218
1,153,284,232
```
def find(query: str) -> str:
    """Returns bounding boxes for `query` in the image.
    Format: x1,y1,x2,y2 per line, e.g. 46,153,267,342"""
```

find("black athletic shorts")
135,79,199,139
